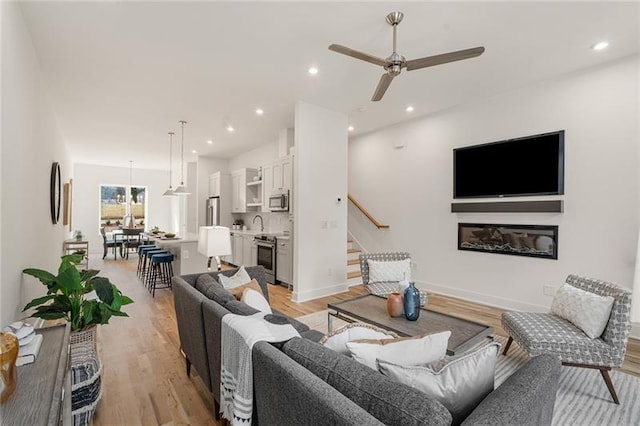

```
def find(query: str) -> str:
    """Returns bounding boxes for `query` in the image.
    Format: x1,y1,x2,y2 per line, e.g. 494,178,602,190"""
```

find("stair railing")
347,194,389,229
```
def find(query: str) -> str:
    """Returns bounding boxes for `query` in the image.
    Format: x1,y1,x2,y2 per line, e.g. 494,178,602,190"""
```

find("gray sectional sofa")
173,266,561,425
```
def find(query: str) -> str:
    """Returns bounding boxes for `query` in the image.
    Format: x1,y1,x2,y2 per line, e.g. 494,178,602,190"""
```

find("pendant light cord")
168,132,174,188
179,120,187,185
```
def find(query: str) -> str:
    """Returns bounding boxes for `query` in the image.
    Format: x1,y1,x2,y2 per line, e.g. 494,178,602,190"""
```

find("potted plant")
22,254,133,332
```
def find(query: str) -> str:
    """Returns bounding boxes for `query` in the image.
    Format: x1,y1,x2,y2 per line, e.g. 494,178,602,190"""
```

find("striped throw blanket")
220,312,300,425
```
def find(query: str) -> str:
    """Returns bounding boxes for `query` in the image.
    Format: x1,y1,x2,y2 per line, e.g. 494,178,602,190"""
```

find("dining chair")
100,227,119,259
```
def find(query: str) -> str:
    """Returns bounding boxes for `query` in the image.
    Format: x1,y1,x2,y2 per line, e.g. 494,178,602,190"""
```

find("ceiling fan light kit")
329,11,485,102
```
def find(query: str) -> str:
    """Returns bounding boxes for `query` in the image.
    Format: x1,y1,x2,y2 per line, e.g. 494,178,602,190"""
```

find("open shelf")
247,203,262,207
247,180,262,187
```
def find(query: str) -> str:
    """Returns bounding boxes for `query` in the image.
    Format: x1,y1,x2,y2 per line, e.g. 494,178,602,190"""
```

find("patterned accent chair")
359,252,427,306
501,274,632,404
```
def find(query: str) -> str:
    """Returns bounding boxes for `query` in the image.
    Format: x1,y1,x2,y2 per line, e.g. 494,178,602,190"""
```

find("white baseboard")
415,279,549,314
293,282,349,303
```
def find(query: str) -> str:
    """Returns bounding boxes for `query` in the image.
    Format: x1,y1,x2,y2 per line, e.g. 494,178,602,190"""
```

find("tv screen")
454,131,564,198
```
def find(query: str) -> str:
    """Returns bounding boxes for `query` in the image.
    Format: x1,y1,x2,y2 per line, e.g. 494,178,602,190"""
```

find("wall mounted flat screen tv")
454,130,564,198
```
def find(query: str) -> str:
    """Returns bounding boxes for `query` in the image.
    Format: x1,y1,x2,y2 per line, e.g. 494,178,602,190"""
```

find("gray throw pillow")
282,337,452,426
195,274,235,305
378,342,501,426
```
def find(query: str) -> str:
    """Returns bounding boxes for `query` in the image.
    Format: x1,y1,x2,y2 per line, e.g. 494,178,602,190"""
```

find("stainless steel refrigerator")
206,197,220,226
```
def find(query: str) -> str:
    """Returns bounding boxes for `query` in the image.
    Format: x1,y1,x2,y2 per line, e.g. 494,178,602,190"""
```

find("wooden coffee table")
328,294,493,355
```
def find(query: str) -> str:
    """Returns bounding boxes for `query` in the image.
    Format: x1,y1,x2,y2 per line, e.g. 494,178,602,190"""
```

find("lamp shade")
198,226,231,257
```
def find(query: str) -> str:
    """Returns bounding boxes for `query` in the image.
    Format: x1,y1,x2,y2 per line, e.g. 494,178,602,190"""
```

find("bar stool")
149,253,174,297
136,244,156,276
140,248,166,282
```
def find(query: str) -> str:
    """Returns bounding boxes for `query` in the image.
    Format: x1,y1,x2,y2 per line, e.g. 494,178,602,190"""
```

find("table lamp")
198,226,231,271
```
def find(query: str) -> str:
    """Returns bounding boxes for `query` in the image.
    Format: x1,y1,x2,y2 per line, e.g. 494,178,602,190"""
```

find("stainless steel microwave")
269,190,289,212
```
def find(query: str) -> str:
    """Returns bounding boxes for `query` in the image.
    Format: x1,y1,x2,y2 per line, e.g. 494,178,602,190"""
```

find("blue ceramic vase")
403,282,420,321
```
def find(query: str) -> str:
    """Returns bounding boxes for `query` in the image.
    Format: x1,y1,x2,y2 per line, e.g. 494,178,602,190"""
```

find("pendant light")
163,131,177,196
173,120,191,195
123,160,136,228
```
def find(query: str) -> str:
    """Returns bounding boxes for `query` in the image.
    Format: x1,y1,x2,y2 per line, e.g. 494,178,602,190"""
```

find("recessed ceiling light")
308,66,319,75
592,41,609,51
226,125,235,133
255,108,264,116
348,126,355,132
191,150,197,154
207,140,213,145
405,106,414,113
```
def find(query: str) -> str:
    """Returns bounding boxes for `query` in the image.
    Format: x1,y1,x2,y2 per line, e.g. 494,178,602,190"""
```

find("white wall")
349,56,639,312
228,141,278,172
1,2,72,325
73,163,174,254
294,102,348,301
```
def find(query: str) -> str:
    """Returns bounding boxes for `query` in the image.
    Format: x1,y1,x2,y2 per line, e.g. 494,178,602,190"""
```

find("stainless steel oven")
254,235,276,284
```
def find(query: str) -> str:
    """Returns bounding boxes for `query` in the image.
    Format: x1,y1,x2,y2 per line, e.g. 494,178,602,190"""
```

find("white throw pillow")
218,265,252,289
550,283,615,339
319,323,398,356
367,259,411,283
241,288,272,313
346,330,450,370
377,342,500,425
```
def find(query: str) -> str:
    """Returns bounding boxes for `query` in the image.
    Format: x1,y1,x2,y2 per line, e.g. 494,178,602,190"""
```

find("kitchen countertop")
147,232,199,244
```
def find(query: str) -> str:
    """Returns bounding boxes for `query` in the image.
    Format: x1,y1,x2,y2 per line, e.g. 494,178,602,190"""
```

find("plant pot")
70,325,97,353
386,292,404,317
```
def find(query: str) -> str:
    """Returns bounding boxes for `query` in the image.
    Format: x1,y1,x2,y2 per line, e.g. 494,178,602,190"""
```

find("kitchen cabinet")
231,168,258,213
208,172,220,197
243,235,255,267
229,233,257,267
276,237,293,287
232,233,243,265
261,156,293,211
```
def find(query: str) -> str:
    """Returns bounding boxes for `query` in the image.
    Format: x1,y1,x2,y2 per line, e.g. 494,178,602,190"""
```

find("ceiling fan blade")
329,44,389,67
405,47,485,71
371,73,394,102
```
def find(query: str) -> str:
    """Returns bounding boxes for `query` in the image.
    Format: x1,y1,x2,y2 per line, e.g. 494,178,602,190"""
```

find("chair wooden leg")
502,336,513,355
214,400,220,420
600,368,620,404
562,362,620,404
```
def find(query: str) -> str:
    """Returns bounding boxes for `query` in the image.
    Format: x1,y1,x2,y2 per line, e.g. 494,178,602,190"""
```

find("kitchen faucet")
253,215,264,232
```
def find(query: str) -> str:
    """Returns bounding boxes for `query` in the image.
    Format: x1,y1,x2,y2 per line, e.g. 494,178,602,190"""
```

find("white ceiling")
19,1,639,170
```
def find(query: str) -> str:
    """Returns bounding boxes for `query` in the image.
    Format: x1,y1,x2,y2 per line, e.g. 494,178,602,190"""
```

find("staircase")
346,240,362,286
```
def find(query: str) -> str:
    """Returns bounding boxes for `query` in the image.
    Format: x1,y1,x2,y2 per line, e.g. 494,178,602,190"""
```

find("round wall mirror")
50,162,61,224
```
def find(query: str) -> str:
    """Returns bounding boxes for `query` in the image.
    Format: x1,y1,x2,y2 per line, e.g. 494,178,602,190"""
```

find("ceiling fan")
329,11,485,102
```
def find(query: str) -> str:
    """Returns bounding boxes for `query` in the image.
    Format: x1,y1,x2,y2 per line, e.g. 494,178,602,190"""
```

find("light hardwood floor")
91,258,640,425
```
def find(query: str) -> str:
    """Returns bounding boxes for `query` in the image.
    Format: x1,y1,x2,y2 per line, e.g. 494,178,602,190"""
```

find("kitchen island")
146,233,209,275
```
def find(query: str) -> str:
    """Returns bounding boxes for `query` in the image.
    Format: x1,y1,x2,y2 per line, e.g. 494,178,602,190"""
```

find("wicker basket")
70,326,97,353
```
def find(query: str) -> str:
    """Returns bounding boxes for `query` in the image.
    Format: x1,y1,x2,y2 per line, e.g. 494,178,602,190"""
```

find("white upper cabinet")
208,172,221,197
261,156,293,212
230,168,258,213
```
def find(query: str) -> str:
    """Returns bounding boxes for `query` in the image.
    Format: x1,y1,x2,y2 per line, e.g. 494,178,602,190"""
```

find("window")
99,185,147,231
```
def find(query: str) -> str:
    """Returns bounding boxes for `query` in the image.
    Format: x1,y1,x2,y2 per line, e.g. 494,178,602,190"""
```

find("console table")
0,323,72,425
62,239,89,267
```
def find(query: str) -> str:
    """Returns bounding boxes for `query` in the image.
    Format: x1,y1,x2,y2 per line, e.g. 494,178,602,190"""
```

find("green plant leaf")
23,294,56,311
22,268,56,286
53,295,72,312
97,303,112,324
110,287,122,311
120,295,134,305
109,310,129,317
57,266,83,293
80,269,100,282
92,277,114,305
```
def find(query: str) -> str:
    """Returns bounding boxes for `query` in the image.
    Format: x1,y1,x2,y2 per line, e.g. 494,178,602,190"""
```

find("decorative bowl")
164,233,176,238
